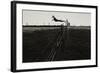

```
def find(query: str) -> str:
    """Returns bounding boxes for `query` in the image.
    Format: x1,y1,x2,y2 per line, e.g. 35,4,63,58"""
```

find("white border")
16,4,96,70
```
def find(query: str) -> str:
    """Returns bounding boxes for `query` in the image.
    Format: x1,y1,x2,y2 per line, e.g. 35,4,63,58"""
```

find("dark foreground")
23,26,91,63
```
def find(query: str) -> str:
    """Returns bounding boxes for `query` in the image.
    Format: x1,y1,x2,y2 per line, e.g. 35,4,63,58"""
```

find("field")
23,26,91,63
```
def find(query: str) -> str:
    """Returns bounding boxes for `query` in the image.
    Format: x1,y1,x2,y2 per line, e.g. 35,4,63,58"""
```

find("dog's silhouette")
52,16,64,22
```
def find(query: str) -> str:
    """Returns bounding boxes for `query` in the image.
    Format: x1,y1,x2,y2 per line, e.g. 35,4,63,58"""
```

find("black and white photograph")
11,1,97,72
23,10,91,62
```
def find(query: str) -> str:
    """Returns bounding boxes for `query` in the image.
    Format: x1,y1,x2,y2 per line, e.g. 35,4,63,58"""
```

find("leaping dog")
52,16,64,22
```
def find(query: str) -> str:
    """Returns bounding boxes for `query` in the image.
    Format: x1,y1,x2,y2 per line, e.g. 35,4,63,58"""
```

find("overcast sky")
23,10,91,26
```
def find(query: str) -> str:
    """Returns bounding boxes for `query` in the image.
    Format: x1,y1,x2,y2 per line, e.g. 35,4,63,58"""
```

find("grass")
23,26,91,63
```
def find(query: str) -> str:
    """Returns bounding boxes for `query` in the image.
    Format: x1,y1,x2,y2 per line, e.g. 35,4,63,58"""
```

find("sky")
23,10,91,26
